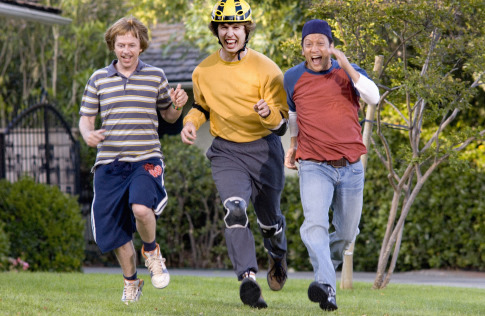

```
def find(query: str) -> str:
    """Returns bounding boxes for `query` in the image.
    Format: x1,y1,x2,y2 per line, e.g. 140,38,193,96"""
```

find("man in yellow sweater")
181,0,289,309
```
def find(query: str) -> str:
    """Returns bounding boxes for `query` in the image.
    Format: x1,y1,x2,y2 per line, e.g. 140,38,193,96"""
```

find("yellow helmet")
211,0,252,23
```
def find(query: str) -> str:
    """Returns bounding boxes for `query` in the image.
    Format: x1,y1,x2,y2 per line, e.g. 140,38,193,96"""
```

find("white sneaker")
142,243,170,289
121,278,144,304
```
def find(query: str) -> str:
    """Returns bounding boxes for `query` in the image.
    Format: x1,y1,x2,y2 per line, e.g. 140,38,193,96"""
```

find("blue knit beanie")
301,19,333,45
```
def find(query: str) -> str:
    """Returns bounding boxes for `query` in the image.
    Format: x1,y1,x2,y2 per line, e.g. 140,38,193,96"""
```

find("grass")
1,272,484,315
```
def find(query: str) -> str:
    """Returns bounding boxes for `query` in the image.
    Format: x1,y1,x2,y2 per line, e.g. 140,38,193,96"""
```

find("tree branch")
471,72,483,88
384,99,410,125
379,28,423,80
421,108,460,152
452,130,485,152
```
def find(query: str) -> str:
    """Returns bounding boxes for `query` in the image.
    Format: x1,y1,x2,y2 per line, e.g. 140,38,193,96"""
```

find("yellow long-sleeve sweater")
183,48,288,143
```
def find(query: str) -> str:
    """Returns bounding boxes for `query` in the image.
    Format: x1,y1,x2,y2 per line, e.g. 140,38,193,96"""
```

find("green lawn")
1,272,484,315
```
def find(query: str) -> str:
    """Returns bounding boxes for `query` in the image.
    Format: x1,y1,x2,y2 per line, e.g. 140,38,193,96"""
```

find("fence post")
340,55,384,289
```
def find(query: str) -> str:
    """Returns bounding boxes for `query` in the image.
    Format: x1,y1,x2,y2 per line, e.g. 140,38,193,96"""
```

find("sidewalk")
83,267,485,289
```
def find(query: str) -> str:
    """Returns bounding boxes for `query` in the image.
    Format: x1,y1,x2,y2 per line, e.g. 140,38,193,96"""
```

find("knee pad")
223,197,248,228
257,219,283,238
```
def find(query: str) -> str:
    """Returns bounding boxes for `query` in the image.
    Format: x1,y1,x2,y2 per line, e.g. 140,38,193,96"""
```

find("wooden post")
340,55,384,289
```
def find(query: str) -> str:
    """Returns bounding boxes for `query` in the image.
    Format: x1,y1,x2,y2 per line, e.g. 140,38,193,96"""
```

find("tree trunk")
373,165,434,289
184,211,198,268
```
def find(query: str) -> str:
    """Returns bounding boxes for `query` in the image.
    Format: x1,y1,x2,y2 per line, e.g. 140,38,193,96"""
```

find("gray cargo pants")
206,133,287,280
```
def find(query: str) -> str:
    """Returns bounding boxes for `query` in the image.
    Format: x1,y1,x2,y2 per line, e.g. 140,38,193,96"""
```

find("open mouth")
311,56,322,65
225,39,237,49
120,55,132,63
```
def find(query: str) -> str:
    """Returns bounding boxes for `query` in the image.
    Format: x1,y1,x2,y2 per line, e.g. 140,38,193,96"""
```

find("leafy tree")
125,0,188,25
0,20,53,125
0,0,310,127
297,0,485,289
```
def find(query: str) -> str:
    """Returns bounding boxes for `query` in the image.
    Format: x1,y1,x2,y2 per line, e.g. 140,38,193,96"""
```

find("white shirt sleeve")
289,110,298,137
354,75,380,105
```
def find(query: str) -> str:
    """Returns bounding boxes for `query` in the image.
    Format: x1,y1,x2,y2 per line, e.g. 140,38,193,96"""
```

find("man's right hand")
284,147,298,170
79,116,105,148
84,129,106,148
181,122,197,145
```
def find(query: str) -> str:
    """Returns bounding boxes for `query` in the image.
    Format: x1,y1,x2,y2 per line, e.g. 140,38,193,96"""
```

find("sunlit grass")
1,272,484,315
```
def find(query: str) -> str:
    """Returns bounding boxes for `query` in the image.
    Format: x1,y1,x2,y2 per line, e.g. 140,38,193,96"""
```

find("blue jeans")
299,159,364,290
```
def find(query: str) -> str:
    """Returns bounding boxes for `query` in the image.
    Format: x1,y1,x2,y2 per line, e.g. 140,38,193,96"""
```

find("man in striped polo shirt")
79,16,188,304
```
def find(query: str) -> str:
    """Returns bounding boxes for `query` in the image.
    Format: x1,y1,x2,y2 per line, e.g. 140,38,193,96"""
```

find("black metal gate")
0,103,80,195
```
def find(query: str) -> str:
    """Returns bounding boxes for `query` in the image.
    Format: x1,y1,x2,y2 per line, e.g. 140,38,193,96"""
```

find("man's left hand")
170,83,188,110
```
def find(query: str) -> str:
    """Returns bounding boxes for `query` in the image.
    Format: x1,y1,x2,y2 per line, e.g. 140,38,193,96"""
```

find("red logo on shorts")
144,163,162,178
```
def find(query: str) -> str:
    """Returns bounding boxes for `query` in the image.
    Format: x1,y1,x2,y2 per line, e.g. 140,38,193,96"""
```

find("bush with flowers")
0,177,84,272
7,257,29,272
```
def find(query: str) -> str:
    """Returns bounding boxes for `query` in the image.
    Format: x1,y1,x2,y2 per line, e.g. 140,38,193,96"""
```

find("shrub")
398,166,485,271
0,220,10,271
0,177,85,272
84,135,485,274
355,154,485,272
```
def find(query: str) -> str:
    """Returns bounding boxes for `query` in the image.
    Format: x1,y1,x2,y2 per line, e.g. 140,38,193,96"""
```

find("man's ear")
301,49,304,56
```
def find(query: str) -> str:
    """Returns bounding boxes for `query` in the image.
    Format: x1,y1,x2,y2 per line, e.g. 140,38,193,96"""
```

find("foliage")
0,220,10,271
399,165,485,271
84,134,485,274
0,0,310,127
0,177,85,272
2,0,483,277
0,20,52,126
356,151,485,272
125,0,188,26
6,257,30,272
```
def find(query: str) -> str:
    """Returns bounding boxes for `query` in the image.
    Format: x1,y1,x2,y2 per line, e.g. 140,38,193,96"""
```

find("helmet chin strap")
236,43,247,61
236,35,249,61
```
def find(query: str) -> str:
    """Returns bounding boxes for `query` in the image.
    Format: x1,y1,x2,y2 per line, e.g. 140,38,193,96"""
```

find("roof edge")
0,2,71,25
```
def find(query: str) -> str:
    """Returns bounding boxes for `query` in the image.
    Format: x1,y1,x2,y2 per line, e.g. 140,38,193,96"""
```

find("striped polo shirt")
79,59,172,167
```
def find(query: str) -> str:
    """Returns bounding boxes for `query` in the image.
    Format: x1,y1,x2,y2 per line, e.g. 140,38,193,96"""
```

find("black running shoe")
308,281,338,311
240,277,268,309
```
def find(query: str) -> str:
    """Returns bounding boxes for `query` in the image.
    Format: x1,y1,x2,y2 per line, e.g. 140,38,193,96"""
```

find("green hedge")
355,155,485,272
0,220,10,270
86,135,484,273
156,136,485,273
0,177,85,272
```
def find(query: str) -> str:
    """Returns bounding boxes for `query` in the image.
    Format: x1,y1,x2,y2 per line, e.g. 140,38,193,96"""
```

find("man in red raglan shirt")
284,19,380,311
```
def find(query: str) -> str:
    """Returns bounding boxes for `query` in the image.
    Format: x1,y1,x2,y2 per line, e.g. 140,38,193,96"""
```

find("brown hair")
105,16,149,52
208,21,257,41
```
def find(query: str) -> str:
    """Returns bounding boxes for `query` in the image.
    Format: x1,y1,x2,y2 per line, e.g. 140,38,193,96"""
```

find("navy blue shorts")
91,158,168,253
